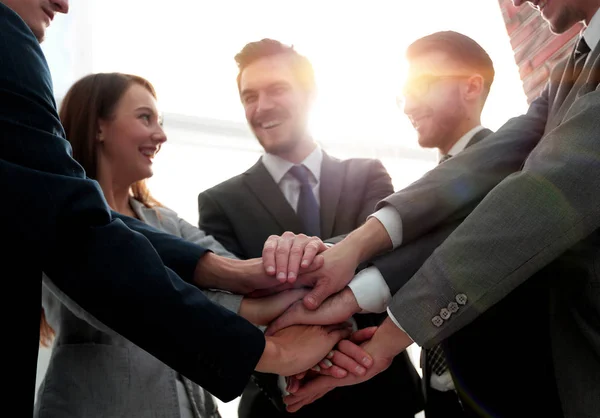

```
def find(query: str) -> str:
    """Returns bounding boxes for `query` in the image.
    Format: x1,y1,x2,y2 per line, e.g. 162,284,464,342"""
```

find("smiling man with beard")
197,38,424,418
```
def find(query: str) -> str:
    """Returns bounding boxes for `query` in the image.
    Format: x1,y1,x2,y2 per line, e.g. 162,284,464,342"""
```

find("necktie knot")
289,165,312,185
439,154,452,165
575,36,590,57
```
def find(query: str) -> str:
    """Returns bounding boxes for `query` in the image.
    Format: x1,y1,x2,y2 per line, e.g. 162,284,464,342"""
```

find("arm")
389,87,600,348
198,189,245,258
294,89,550,309
379,88,549,245
177,215,238,259
1,8,262,401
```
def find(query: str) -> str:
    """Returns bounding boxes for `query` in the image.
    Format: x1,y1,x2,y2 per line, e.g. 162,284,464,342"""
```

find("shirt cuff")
368,206,403,248
347,267,392,313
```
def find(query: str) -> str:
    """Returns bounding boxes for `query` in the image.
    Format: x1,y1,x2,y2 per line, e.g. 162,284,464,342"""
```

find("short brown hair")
234,38,316,93
406,31,495,103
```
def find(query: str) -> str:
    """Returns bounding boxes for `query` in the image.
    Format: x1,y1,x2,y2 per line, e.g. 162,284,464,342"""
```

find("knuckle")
276,247,289,256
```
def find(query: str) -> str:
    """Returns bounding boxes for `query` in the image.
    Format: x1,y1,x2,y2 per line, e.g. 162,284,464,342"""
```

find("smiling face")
97,83,166,186
1,0,69,42
403,50,471,152
512,0,590,33
239,54,313,156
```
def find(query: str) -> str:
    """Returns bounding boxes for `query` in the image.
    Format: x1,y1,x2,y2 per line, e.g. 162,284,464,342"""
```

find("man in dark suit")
282,1,600,416
0,2,353,414
198,38,423,418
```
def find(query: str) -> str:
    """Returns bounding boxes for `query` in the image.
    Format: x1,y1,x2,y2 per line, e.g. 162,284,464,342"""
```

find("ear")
463,74,484,103
96,120,107,143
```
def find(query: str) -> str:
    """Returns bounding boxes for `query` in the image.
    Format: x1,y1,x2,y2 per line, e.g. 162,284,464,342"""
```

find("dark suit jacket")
0,5,264,413
379,33,600,418
198,152,424,417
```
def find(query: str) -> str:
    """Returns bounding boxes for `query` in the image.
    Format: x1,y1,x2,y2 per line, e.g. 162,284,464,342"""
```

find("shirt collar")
439,125,485,162
583,7,600,52
262,145,323,184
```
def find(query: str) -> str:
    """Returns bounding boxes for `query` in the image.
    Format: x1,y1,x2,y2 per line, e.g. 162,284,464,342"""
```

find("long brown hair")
40,73,163,346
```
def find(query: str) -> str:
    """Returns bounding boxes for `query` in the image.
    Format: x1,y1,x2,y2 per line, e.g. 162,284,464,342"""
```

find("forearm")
336,217,393,264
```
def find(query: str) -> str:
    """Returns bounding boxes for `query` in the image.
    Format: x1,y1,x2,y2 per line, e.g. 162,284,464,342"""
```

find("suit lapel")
319,152,344,239
465,128,493,148
548,41,600,132
244,159,304,233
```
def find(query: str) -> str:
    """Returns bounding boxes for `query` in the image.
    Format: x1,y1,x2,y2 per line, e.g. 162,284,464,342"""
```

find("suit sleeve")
358,159,395,224
388,86,600,348
198,189,246,257
378,88,550,244
0,6,263,401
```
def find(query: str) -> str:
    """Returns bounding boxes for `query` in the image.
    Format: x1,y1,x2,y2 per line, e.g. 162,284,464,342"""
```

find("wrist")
372,317,413,358
256,338,280,374
194,252,234,289
342,218,392,263
341,287,361,315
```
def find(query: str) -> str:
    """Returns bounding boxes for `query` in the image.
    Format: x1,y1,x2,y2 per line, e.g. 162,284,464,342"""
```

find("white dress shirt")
347,125,485,391
583,8,600,57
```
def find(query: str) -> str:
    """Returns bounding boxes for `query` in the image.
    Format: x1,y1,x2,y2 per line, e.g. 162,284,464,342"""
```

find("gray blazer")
35,200,241,418
384,36,600,417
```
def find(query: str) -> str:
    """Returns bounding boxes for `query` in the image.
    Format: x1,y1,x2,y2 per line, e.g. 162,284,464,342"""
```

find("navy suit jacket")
0,4,264,413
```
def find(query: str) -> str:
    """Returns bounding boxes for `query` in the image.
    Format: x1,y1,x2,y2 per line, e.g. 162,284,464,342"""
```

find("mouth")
139,147,158,162
409,115,431,130
255,119,284,130
42,7,55,23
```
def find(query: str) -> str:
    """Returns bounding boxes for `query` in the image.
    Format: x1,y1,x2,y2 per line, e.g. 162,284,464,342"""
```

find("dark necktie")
288,165,320,237
573,36,590,82
439,154,452,164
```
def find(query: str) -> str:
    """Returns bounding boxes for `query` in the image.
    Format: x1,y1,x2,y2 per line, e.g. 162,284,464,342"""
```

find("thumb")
303,279,334,310
350,326,378,344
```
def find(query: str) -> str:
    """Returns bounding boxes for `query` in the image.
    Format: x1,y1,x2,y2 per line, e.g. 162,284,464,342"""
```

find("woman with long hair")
35,73,307,418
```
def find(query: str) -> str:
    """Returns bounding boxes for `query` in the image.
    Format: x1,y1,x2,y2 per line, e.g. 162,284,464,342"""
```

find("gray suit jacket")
35,200,241,418
384,35,600,417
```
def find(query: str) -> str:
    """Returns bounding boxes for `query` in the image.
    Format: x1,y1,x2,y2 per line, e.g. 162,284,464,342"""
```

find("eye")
242,94,257,105
139,113,152,124
270,85,288,95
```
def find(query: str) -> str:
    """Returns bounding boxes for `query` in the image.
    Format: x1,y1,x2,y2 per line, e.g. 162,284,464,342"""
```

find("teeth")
140,149,155,157
261,120,282,129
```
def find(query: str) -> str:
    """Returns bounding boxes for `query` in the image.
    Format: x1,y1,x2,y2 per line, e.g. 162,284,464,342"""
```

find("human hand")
262,232,328,283
265,287,361,336
283,318,412,412
285,326,377,393
239,288,309,326
256,323,353,377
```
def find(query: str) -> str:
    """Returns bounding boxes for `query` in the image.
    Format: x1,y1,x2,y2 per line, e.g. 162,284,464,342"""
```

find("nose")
50,0,69,14
403,94,420,117
153,126,167,146
255,92,275,114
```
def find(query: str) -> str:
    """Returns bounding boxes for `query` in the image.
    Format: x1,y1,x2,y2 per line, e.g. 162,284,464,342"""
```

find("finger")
325,348,367,376
350,326,378,344
337,339,374,369
286,234,308,283
316,361,349,378
286,376,301,393
262,235,279,276
298,253,324,274
303,279,335,310
293,371,307,380
246,282,295,298
275,232,295,282
324,324,353,343
299,238,324,270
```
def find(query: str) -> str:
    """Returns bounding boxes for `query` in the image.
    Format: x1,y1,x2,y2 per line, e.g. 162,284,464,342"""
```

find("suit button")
432,315,444,327
448,301,459,313
440,307,451,320
456,293,468,305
